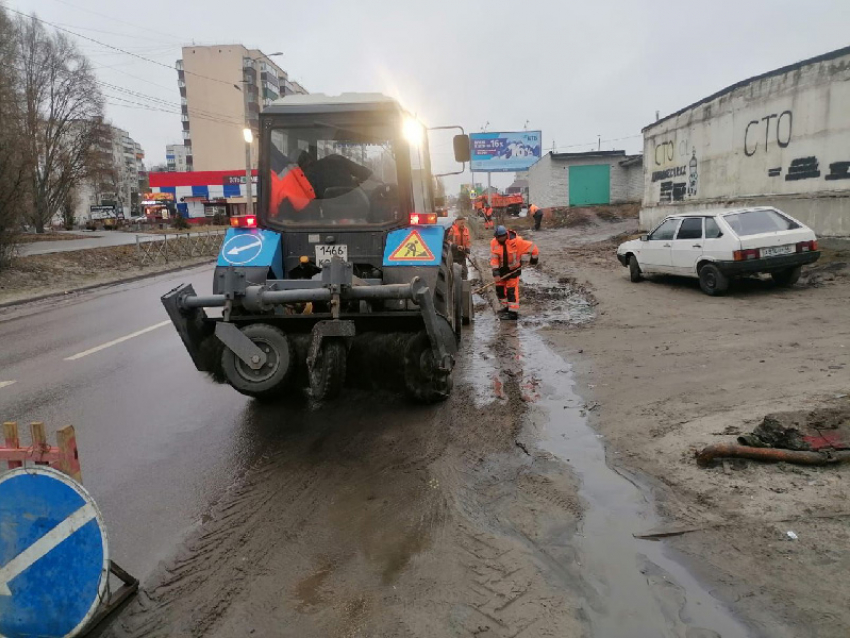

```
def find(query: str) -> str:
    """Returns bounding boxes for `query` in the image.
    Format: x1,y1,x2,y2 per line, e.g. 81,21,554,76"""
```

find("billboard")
470,131,542,172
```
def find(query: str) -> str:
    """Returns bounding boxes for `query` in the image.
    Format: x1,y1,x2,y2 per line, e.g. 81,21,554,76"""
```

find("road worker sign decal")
388,230,435,262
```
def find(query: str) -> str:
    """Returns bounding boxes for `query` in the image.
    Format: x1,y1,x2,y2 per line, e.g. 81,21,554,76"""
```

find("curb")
0,258,216,311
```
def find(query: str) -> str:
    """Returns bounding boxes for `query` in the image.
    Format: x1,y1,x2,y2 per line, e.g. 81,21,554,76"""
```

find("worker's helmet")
494,225,508,238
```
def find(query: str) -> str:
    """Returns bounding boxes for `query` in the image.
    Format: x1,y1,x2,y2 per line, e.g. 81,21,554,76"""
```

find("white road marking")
0,381,16,390
64,320,171,361
0,502,97,595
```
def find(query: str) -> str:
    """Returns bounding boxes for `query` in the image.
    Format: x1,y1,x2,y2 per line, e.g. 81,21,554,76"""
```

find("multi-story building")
176,45,308,173
74,123,146,222
166,144,188,172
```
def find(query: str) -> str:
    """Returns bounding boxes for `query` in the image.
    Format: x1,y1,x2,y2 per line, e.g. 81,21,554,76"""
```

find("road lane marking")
64,320,171,361
0,381,16,390
0,502,97,595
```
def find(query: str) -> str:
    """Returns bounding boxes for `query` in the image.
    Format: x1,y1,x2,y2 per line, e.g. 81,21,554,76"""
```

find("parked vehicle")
616,207,820,295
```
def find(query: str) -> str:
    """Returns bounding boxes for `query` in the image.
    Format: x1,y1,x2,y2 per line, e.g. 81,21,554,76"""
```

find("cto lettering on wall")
644,62,850,207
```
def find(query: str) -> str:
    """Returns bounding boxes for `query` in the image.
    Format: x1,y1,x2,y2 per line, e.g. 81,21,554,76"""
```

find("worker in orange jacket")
490,225,539,320
447,216,471,279
483,205,494,230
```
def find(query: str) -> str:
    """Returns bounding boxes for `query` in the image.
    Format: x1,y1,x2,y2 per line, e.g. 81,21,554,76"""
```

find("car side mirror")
453,134,471,163
640,234,649,242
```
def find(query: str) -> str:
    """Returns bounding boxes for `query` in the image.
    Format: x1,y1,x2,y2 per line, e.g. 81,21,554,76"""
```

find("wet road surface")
1,263,757,636
0,265,265,579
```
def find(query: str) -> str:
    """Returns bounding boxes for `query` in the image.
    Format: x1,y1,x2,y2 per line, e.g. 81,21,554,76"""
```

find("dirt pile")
0,245,212,305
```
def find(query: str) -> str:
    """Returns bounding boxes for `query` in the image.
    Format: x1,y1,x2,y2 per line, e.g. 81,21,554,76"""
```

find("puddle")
516,325,752,637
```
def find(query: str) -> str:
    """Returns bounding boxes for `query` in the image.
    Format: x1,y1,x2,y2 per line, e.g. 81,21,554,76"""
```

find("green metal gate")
569,164,610,206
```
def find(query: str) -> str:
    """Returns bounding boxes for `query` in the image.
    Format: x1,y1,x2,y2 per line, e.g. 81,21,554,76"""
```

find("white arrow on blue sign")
0,467,109,638
221,233,264,266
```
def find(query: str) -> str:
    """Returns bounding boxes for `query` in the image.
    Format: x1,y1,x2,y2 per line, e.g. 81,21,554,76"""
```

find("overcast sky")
9,0,850,191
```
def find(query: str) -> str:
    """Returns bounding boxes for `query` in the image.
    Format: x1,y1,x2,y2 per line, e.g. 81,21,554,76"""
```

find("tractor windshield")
265,122,405,228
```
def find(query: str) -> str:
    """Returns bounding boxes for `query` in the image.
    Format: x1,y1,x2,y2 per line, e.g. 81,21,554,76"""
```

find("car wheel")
698,263,729,296
771,266,802,287
628,255,642,282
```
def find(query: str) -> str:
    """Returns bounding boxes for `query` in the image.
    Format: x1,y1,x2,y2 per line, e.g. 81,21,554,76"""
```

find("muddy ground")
102,212,850,637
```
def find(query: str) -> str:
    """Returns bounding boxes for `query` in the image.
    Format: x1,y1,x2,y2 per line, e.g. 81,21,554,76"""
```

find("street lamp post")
243,128,254,215
239,52,283,216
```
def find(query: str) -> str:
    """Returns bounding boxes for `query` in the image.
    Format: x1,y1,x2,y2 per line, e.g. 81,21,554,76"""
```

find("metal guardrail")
135,230,225,266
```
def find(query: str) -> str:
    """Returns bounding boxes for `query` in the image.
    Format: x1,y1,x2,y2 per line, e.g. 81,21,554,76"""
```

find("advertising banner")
470,131,542,172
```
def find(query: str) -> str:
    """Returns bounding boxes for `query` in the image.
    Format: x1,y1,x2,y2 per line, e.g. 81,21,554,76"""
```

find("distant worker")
490,225,539,321
530,203,543,231
448,216,471,279
483,204,494,230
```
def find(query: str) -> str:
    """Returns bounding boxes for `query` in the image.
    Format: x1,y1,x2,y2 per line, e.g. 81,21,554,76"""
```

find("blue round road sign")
221,232,264,265
0,467,109,638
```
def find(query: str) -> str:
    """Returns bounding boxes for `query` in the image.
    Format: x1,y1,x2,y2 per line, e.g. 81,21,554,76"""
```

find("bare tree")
16,14,103,233
60,187,78,230
0,7,28,267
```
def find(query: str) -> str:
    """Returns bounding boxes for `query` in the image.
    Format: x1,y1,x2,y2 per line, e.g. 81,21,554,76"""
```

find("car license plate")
761,245,794,257
315,244,348,263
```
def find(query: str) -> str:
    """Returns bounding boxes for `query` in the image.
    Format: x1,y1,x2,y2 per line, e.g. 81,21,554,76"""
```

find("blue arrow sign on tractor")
0,467,109,638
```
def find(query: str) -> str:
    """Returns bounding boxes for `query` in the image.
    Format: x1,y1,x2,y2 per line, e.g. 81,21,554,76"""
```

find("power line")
48,0,186,43
5,8,236,88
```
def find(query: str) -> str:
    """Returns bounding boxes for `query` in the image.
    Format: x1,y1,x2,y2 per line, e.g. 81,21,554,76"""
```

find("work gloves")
492,268,501,279
530,255,539,266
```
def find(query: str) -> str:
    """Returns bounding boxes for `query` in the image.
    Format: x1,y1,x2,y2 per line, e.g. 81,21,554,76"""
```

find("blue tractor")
162,93,472,402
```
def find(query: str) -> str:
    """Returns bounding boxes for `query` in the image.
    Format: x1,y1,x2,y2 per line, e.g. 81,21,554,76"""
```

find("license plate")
761,245,794,257
315,244,348,263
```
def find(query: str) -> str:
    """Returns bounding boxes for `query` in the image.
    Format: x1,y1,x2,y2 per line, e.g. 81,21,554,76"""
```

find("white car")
617,207,820,295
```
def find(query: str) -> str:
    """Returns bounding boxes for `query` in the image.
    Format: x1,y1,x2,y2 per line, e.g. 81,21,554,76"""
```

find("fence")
135,230,225,266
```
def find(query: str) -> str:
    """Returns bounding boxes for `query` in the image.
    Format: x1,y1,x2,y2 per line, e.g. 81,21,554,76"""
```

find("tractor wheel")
461,281,473,325
433,244,452,318
404,332,452,403
309,338,347,401
221,323,293,399
453,264,463,339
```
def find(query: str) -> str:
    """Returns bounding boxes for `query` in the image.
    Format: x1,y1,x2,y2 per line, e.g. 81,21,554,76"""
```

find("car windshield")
266,124,403,227
724,209,800,236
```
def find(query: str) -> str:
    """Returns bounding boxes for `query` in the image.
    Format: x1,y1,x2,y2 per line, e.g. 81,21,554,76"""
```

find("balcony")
181,114,189,122
182,130,191,140
261,71,279,88
178,80,186,88
242,57,255,69
181,97,187,106
175,59,183,70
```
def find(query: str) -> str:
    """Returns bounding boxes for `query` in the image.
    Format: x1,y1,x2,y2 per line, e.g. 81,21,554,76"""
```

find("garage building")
527,150,643,209
641,45,850,237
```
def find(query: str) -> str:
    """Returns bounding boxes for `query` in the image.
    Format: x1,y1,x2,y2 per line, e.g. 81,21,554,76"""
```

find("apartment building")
177,44,308,172
166,143,188,172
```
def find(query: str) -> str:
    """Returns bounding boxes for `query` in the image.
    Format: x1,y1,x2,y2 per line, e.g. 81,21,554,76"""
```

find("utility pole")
243,128,254,215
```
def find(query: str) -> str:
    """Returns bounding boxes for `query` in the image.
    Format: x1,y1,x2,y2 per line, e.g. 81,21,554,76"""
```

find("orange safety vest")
448,223,471,250
529,204,540,216
490,230,539,276
269,166,316,215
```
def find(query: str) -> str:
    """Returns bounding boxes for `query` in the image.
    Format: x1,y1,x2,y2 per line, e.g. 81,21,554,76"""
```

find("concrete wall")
641,47,850,236
528,153,643,208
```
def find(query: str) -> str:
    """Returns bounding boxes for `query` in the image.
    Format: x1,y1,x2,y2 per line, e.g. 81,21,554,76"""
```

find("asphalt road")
17,232,163,256
0,264,262,580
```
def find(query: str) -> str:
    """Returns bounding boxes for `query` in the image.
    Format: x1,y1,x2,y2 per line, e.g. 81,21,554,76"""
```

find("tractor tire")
221,323,293,399
404,332,452,403
453,264,463,339
309,338,347,401
461,281,473,325
433,243,452,319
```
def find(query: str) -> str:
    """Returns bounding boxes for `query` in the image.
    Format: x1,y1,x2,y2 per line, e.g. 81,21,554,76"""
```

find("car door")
670,217,704,275
639,218,679,272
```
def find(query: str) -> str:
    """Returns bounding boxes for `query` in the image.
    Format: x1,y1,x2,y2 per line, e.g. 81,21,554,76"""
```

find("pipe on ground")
697,443,850,467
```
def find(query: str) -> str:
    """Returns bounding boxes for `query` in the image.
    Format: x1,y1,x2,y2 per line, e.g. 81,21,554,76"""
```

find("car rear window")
724,210,800,236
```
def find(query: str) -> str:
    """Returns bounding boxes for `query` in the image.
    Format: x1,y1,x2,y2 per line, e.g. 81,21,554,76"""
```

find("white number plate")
761,245,794,257
315,244,348,263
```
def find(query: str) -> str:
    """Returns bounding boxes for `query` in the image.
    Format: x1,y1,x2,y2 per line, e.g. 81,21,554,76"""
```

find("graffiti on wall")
654,141,698,203
785,157,821,181
826,161,850,180
744,110,793,156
